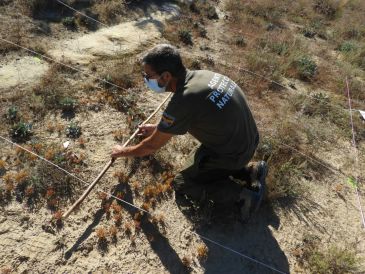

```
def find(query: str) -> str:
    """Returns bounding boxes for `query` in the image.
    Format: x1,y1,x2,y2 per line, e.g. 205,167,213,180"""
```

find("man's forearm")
117,138,157,157
112,129,173,159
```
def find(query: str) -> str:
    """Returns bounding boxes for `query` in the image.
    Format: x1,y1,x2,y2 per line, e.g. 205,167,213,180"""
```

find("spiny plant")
313,0,340,19
77,137,87,148
338,42,357,53
234,36,246,47
150,213,165,227
3,173,14,193
14,169,29,185
113,171,128,183
109,225,118,240
66,122,82,139
103,202,111,214
141,201,151,211
295,56,318,80
6,106,18,121
112,129,125,142
178,29,193,45
52,210,63,227
197,244,208,260
296,234,359,274
10,122,32,142
124,222,132,236
131,180,141,193
113,212,123,226
59,97,77,112
111,200,123,214
134,220,141,233
0,160,7,173
97,191,108,201
75,10,99,31
62,17,76,30
182,255,192,269
96,227,108,244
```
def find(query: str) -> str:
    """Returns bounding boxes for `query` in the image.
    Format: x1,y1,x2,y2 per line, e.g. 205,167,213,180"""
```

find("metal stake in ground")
62,93,172,219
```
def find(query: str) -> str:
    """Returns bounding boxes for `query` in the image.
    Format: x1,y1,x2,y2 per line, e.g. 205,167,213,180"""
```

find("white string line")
0,135,149,214
0,39,359,182
278,142,346,177
54,0,157,55
185,51,363,114
0,135,287,274
345,77,365,229
48,0,364,115
55,0,108,28
0,37,127,91
0,38,359,194
1,35,362,117
1,8,361,259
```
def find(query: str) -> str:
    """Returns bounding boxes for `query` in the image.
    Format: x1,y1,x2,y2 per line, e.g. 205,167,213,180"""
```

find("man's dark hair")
142,44,186,77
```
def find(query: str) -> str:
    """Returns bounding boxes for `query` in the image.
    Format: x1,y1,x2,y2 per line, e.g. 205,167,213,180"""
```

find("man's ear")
162,71,173,82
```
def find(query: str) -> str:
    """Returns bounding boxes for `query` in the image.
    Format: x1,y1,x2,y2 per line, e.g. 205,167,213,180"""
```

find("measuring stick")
62,93,172,219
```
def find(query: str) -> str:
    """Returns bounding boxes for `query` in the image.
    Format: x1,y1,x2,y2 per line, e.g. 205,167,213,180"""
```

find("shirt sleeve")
157,96,192,135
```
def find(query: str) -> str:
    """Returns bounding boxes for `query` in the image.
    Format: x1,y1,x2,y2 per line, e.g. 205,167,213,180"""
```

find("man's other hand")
137,124,157,137
111,145,125,159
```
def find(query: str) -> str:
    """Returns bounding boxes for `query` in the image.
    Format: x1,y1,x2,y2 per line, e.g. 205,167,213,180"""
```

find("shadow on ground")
177,198,290,274
64,158,188,273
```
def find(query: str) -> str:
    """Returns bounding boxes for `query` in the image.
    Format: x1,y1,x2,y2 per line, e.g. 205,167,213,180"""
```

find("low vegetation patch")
294,234,359,274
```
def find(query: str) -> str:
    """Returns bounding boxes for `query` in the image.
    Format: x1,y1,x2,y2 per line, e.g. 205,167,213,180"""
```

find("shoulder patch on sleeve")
160,112,176,128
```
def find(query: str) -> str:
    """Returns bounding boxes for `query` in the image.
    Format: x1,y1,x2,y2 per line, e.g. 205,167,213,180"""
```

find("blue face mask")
144,76,167,93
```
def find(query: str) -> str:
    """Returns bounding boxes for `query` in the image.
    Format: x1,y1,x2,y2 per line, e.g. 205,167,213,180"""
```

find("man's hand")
137,124,157,137
111,129,173,159
111,145,125,159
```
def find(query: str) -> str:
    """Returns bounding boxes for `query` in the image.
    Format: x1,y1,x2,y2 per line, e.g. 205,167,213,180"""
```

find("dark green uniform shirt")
158,70,259,170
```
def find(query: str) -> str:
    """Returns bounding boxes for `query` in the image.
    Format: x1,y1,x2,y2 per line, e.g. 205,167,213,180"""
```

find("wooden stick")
62,93,172,219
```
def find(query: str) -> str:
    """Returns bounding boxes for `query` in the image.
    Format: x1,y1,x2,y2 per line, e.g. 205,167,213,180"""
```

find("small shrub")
338,42,356,53
178,29,193,45
109,225,118,240
313,0,340,19
59,97,77,112
308,246,358,273
297,238,360,274
96,227,108,240
6,106,18,121
182,255,192,268
190,59,202,69
113,171,128,183
295,56,317,80
302,27,317,38
66,122,81,139
197,244,208,260
10,122,32,142
75,10,99,31
206,6,218,19
189,2,200,13
234,36,246,47
62,17,76,30
270,42,290,56
52,210,63,227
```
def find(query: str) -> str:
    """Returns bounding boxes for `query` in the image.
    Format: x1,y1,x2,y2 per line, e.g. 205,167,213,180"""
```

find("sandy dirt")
0,56,49,90
0,1,365,274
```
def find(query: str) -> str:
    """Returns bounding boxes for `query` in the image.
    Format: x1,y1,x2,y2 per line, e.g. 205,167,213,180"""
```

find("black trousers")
173,143,257,206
